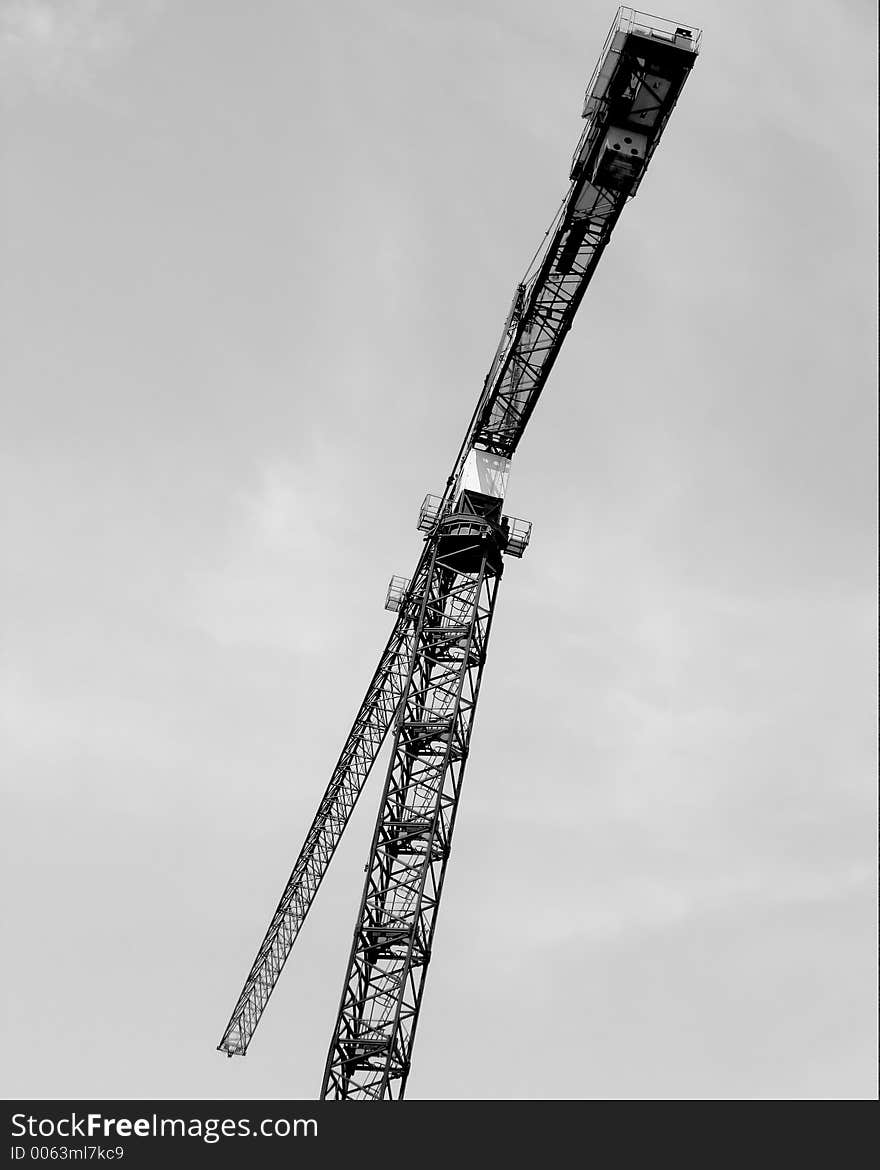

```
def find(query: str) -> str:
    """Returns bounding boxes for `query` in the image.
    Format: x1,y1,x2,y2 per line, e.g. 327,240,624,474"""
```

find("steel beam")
321,515,504,1099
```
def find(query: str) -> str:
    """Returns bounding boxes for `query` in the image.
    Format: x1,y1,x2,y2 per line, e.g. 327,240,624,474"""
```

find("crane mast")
219,7,701,1097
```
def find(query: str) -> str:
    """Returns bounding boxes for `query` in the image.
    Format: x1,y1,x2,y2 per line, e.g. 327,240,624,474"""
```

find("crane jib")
217,8,701,1082
462,20,699,466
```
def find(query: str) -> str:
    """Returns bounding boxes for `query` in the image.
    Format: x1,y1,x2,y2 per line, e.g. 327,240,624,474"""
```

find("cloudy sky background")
2,0,876,1099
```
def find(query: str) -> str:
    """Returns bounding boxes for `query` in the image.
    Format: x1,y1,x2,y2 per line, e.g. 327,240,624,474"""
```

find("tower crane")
219,7,701,1100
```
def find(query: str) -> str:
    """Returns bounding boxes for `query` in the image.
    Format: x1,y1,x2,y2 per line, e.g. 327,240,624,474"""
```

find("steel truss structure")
218,550,430,1056
322,514,505,1098
218,7,701,1096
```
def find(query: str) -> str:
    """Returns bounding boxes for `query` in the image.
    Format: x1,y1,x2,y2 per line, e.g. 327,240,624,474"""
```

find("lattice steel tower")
218,8,701,1099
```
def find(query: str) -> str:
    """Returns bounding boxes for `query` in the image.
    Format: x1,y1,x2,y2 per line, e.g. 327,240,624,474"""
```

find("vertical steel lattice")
321,515,504,1099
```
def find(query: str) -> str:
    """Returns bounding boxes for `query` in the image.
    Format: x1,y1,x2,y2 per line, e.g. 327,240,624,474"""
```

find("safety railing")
570,7,701,178
385,575,411,613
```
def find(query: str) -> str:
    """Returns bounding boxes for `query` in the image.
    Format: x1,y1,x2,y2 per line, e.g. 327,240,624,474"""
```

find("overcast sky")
2,0,876,1101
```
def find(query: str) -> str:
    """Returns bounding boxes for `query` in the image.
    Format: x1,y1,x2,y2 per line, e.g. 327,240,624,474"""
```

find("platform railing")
570,7,701,179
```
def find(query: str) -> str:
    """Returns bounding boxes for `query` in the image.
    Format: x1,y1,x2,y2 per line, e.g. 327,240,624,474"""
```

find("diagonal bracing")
321,516,505,1099
217,8,701,1089
218,549,434,1056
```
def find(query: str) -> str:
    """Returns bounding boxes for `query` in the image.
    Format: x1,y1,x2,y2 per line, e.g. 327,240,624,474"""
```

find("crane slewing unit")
218,7,701,1100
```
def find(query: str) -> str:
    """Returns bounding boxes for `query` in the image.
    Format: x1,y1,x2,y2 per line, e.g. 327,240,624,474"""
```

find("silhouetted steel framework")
219,8,701,1098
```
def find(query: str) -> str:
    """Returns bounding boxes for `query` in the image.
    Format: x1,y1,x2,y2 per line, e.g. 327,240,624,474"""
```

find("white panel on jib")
459,450,511,501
